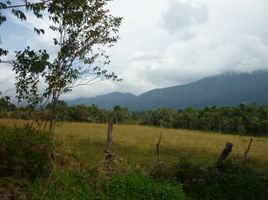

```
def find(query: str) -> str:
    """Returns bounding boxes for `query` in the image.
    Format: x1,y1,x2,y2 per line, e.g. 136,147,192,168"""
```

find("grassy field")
1,119,268,170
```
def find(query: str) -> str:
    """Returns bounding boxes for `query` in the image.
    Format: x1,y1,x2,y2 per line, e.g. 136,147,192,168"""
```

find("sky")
1,0,268,100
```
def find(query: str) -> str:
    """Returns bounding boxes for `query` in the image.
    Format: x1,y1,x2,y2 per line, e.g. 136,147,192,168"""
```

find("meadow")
1,119,268,199
1,119,268,170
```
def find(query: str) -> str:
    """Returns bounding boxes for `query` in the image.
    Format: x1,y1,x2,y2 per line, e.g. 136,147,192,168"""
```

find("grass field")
1,119,268,170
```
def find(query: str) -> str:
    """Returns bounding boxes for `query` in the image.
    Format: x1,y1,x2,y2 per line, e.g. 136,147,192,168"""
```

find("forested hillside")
68,71,268,110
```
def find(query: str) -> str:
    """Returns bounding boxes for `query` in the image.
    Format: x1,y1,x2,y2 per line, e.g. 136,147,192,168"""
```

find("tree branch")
0,0,51,10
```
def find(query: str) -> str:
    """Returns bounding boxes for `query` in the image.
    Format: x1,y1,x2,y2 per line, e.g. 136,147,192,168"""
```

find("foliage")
174,160,268,200
0,0,46,60
28,169,185,200
113,105,133,124
0,125,55,180
0,95,16,117
150,163,175,181
27,169,95,200
13,47,50,105
0,120,268,199
142,104,268,136
94,173,185,200
142,108,177,128
1,103,268,136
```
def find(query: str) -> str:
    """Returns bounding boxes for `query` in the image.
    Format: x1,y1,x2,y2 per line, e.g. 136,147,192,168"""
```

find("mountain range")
67,70,268,111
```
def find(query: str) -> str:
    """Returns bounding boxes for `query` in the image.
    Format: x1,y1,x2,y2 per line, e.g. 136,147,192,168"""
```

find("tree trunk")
45,90,60,133
47,102,56,132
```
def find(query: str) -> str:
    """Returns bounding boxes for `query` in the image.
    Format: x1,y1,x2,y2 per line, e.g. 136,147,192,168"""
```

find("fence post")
156,127,163,164
214,142,233,168
105,116,113,160
243,138,253,166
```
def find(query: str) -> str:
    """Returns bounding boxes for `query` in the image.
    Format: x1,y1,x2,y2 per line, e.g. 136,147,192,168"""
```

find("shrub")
27,170,94,200
174,160,268,200
150,163,175,181
28,170,185,200
93,172,185,200
0,125,55,180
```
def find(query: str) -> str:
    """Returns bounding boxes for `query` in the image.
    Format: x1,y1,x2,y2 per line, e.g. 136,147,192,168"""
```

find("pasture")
1,119,268,170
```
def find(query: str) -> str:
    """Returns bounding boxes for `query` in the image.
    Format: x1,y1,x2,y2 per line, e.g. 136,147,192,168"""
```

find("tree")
2,0,122,131
142,108,177,128
0,93,16,118
113,105,131,124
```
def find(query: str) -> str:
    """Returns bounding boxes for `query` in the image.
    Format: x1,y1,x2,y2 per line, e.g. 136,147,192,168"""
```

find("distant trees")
0,94,16,118
142,104,268,136
0,102,267,136
113,105,137,124
142,108,177,128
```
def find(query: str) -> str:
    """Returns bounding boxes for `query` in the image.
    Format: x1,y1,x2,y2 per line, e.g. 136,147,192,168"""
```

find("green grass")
1,119,268,199
54,122,268,170
27,169,185,200
1,119,268,170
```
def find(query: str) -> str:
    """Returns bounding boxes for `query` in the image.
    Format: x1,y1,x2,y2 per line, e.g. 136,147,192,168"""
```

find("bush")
0,125,55,180
174,160,268,200
150,163,175,181
93,173,185,200
28,169,185,200
27,170,94,200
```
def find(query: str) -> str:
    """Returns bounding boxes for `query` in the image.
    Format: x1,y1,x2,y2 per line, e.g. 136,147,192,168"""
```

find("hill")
67,70,268,111
67,92,136,110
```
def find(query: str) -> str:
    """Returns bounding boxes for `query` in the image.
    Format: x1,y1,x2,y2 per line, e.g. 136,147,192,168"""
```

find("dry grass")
1,119,268,169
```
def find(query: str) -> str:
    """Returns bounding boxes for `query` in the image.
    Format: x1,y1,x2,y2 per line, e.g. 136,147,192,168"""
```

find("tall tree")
2,0,122,131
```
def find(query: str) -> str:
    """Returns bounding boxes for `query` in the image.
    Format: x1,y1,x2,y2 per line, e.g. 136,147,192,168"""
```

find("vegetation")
1,102,268,136
174,161,268,200
28,170,185,200
0,122,187,199
0,1,267,200
1,119,268,170
0,125,55,180
0,125,56,199
142,104,268,136
0,120,267,199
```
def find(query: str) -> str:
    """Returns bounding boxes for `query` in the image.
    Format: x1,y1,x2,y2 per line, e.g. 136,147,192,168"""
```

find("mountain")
67,70,268,111
67,92,136,110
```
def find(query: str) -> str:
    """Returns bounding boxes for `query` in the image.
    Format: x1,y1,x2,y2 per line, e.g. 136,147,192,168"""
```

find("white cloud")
161,0,208,37
141,34,268,87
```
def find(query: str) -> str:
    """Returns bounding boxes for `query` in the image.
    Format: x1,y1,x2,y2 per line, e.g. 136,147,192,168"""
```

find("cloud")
161,0,208,37
139,34,268,88
0,62,16,98
127,50,159,62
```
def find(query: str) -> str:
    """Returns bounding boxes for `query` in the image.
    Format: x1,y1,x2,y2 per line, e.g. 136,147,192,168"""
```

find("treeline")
0,99,139,124
1,96,268,136
142,105,268,136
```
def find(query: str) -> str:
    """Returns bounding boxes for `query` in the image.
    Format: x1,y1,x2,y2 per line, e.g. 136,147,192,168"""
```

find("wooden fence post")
156,127,163,164
243,138,253,166
105,116,113,160
214,142,233,168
